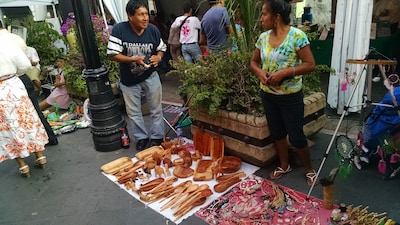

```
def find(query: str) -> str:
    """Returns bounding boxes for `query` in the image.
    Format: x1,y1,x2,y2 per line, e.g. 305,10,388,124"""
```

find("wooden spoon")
214,176,241,193
174,188,213,218
151,180,192,204
171,184,209,210
145,176,177,194
161,183,198,211
174,196,207,222
139,177,164,192
159,180,192,204
216,171,246,183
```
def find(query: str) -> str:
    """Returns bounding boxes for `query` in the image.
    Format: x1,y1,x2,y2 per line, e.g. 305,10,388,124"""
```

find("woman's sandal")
269,165,292,179
35,156,47,169
306,170,319,186
19,165,30,178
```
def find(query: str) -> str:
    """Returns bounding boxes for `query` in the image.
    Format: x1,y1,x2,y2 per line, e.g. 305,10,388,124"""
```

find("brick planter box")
190,92,327,167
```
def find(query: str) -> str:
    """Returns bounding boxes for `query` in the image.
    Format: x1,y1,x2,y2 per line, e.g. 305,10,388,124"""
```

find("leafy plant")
172,50,262,116
225,0,262,52
6,15,65,67
303,64,335,96
171,0,331,117
61,13,119,97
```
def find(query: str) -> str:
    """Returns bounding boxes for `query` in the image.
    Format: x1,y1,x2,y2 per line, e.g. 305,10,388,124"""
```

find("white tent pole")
51,4,58,21
99,0,108,31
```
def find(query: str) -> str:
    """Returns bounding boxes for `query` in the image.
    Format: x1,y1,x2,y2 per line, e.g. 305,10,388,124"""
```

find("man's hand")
150,55,162,67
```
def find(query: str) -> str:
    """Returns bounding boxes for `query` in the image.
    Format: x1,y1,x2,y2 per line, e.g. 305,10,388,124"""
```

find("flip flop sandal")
269,165,292,179
306,170,319,186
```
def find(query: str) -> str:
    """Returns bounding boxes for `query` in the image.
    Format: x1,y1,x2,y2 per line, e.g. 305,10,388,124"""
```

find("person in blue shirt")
107,0,167,151
199,0,233,53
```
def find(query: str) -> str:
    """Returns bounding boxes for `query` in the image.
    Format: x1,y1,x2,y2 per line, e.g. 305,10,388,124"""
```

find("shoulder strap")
179,16,190,30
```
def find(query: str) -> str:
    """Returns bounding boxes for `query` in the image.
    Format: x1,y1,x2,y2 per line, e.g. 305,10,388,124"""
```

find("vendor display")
101,132,396,224
101,134,259,224
195,175,391,225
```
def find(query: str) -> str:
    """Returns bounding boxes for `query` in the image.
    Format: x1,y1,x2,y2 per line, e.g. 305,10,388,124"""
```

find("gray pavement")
1,72,399,225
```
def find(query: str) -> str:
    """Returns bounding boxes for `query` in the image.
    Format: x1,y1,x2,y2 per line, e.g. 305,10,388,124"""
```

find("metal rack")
307,58,398,199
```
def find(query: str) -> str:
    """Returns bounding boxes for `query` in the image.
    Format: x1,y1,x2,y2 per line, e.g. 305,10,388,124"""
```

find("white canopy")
327,0,373,114
0,0,58,7
101,0,129,23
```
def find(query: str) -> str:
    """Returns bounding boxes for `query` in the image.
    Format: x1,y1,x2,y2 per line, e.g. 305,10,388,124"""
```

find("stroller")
358,86,400,178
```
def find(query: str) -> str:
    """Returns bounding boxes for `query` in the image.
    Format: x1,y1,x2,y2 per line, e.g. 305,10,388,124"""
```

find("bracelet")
292,67,296,77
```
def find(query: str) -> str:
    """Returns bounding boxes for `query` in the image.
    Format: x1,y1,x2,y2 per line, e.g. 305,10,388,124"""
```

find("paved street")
0,72,399,224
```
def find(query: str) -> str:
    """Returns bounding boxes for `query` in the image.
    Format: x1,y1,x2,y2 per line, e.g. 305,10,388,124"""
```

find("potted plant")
169,0,330,166
60,13,120,99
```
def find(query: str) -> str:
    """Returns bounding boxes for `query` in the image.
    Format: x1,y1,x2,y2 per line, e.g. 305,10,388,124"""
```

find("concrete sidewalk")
0,72,399,225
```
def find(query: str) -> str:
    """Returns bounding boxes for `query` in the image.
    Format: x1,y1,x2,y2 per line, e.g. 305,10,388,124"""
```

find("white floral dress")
0,77,48,162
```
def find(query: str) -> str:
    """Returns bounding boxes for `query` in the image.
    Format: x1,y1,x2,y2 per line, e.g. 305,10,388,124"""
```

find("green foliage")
62,13,119,97
303,64,335,96
171,0,331,117
6,15,65,67
63,46,88,97
225,0,262,52
172,50,263,117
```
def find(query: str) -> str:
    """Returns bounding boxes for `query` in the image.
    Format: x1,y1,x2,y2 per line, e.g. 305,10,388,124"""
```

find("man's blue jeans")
119,71,164,141
181,43,202,63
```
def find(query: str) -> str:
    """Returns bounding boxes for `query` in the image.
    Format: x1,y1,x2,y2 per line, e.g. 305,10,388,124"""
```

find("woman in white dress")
0,41,48,177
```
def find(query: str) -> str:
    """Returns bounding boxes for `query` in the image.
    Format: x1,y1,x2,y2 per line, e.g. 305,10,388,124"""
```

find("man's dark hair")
126,0,149,16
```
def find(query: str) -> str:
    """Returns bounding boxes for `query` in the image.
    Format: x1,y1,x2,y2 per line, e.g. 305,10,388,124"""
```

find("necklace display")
196,174,389,225
196,174,325,225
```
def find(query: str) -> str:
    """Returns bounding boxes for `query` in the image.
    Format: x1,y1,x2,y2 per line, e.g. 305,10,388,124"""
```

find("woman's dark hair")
264,0,292,25
126,0,149,16
183,3,192,14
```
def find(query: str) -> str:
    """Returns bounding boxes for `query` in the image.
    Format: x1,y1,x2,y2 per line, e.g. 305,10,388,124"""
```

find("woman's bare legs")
34,151,47,169
15,157,30,177
269,137,292,179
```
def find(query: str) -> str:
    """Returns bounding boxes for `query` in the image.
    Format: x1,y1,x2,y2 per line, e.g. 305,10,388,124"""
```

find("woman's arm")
249,48,268,86
295,45,316,76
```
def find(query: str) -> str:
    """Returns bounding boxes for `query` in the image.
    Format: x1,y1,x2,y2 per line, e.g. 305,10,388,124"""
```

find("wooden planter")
190,92,327,167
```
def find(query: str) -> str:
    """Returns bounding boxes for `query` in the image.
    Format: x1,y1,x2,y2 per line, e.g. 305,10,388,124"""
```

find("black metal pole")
71,0,101,69
71,0,127,152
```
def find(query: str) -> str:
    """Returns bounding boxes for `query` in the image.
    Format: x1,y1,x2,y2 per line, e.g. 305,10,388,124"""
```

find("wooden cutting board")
101,157,133,174
193,159,213,181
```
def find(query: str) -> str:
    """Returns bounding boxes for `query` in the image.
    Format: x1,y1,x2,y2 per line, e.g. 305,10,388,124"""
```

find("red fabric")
195,176,335,225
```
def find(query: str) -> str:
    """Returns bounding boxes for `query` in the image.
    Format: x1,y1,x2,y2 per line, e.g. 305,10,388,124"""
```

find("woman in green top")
249,0,318,186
